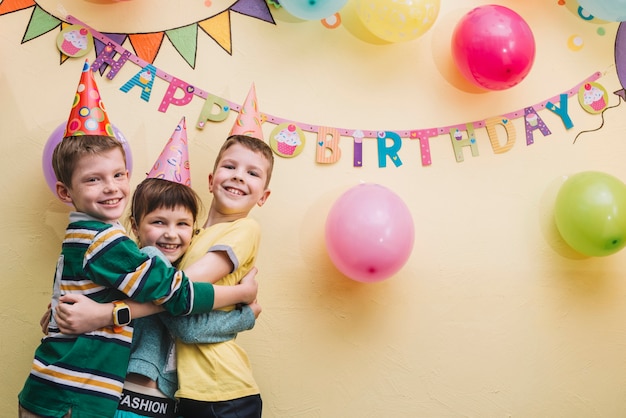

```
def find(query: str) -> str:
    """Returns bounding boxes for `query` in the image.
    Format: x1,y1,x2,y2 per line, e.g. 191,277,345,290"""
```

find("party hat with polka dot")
229,83,264,140
146,116,191,186
64,60,114,138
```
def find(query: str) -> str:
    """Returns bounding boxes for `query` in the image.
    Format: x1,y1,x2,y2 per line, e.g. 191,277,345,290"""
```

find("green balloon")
554,171,626,257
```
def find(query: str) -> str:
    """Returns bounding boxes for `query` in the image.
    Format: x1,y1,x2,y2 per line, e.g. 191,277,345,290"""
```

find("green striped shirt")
19,213,215,418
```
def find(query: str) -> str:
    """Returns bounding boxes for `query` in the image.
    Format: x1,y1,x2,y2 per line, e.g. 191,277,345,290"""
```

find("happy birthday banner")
67,15,608,168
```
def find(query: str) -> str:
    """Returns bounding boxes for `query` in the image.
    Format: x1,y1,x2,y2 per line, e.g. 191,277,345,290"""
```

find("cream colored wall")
2,0,626,416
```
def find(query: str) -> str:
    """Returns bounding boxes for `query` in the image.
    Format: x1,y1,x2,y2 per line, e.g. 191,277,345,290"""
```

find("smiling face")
57,148,130,224
129,178,202,263
132,205,195,264
208,142,271,223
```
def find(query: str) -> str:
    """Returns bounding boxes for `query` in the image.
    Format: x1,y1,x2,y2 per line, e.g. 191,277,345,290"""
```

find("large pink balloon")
451,5,536,91
325,183,415,283
42,122,133,196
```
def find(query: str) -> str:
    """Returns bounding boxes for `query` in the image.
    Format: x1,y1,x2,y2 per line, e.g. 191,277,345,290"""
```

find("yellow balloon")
355,0,440,43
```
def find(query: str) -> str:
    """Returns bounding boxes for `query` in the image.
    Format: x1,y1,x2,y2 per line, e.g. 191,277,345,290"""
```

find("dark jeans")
177,395,262,418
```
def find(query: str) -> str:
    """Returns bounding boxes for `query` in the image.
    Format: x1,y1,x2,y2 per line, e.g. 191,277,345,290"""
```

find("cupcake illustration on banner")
525,112,538,126
56,25,93,58
139,69,153,85
578,82,608,114
270,123,305,158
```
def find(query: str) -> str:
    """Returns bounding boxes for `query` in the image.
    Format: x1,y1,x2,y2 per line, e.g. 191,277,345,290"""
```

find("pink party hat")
147,117,191,186
65,60,114,137
229,83,264,140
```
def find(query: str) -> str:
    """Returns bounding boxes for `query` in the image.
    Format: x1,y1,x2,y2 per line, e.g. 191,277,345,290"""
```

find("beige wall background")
3,0,626,416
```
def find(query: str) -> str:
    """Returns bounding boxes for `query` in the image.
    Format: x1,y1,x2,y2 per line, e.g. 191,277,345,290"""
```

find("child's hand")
248,299,262,319
239,267,259,305
40,303,52,334
55,294,114,334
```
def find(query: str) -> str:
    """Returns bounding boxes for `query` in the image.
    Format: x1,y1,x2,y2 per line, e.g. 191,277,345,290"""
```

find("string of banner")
66,15,606,168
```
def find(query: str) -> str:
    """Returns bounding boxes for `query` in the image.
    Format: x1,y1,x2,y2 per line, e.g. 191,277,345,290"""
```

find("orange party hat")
147,117,191,186
64,60,114,137
229,83,264,140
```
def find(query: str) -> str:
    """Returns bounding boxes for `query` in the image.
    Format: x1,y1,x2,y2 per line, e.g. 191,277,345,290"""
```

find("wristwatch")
112,301,131,333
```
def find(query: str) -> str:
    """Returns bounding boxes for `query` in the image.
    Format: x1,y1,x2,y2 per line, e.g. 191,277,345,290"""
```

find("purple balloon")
615,22,626,100
42,123,133,196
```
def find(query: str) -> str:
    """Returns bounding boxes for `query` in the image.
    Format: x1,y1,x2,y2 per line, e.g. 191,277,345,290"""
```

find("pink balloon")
42,123,133,196
451,5,535,91
325,183,415,283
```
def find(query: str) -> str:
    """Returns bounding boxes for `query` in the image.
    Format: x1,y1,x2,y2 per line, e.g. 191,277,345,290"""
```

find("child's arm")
182,250,232,284
53,268,258,334
85,226,216,316
161,299,261,344
53,295,163,334
53,295,260,340
184,250,259,309
213,277,258,308
54,226,256,332
90,230,256,313
39,303,52,334
137,245,256,310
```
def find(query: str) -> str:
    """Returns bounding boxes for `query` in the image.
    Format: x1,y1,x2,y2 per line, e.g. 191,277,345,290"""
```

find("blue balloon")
279,0,348,20
578,0,626,22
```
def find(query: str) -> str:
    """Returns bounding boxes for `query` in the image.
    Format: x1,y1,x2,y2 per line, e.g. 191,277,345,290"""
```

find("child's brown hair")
130,177,204,235
52,135,126,188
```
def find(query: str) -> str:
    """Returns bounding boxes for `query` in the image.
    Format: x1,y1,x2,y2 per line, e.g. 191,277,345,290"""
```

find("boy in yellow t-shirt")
164,134,273,417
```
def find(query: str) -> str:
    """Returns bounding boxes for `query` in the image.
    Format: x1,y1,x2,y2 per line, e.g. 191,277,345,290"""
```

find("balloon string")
573,96,622,144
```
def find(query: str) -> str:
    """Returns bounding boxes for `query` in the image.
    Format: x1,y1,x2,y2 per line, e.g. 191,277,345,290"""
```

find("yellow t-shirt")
175,217,261,401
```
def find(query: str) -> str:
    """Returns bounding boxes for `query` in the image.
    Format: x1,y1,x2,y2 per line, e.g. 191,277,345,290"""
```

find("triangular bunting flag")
0,0,35,16
165,24,198,69
198,11,232,54
230,0,275,24
22,5,60,43
129,32,165,64
59,22,71,64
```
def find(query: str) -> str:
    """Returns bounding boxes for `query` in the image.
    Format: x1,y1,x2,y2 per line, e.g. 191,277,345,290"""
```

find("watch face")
117,307,131,325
